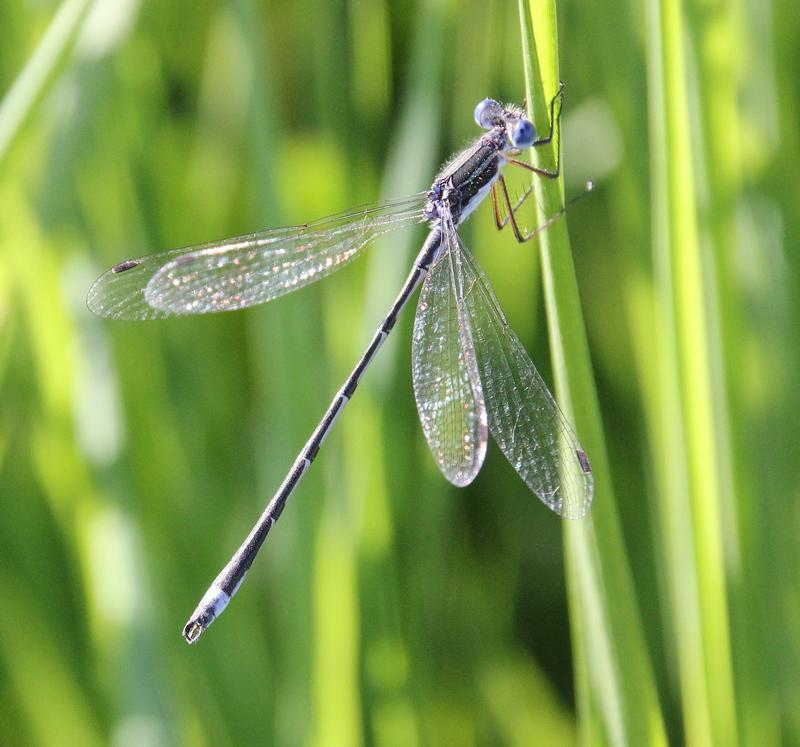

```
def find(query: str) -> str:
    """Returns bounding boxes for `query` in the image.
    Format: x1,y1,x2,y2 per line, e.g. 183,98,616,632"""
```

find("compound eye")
474,98,504,129
511,119,536,148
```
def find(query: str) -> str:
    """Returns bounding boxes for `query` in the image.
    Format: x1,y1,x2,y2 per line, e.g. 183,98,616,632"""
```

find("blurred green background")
1,0,798,744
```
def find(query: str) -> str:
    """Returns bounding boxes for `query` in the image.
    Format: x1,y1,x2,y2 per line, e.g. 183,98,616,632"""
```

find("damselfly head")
474,99,536,151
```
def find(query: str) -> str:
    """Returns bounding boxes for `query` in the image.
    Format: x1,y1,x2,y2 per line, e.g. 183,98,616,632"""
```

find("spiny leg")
491,184,505,230
498,173,592,244
507,157,560,180
492,178,535,233
529,81,565,148
493,174,552,236
498,174,535,243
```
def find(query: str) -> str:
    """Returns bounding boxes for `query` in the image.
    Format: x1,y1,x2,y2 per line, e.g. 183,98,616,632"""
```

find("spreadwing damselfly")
87,86,594,643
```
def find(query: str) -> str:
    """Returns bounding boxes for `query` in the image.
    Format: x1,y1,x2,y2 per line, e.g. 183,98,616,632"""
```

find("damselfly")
87,86,594,644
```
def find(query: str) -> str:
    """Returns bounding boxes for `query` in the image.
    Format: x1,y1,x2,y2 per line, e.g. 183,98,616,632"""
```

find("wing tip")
86,260,158,321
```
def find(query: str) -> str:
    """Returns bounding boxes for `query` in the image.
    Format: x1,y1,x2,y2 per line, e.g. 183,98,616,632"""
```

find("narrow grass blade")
644,0,739,743
519,2,668,744
0,0,93,165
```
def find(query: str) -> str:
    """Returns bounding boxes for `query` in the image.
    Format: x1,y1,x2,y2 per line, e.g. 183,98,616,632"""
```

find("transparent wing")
458,240,593,518
412,217,487,487
87,192,428,320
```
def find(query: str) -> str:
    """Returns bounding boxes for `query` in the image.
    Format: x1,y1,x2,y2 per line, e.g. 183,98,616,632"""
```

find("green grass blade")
519,2,668,744
0,0,92,165
644,0,739,743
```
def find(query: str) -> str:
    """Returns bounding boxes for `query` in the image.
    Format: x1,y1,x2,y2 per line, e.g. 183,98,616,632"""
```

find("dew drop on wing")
576,448,592,474
111,260,140,273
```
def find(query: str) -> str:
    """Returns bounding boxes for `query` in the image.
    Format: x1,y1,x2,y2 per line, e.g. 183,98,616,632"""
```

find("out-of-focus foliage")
0,0,796,745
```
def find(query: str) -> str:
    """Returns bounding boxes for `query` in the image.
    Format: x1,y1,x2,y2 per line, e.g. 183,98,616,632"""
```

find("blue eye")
474,98,503,129
512,119,536,148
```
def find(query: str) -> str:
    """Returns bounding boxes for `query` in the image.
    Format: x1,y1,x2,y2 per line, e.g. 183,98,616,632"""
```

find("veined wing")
458,241,593,518
412,215,487,487
87,192,428,320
